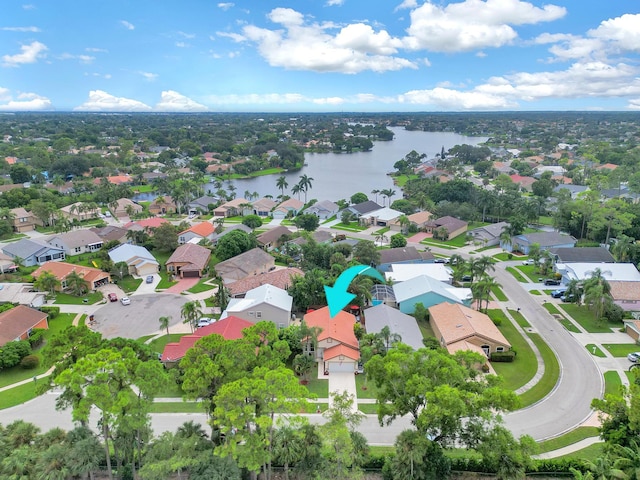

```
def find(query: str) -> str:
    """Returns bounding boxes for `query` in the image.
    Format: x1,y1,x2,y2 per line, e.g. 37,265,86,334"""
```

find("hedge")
40,306,60,319
28,328,45,348
490,351,516,362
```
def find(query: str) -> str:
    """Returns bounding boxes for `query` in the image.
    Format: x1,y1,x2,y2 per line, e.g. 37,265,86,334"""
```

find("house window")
75,247,81,253
496,346,504,352
248,311,255,316
327,338,332,343
19,217,27,223
256,311,262,318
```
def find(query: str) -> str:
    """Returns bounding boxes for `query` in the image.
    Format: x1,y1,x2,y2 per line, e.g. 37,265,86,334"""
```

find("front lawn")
557,443,605,461
156,271,178,290
508,308,531,328
543,302,561,315
604,371,622,396
559,304,616,333
303,376,328,398
358,403,379,414
420,233,468,248
488,310,537,391
491,285,508,301
602,343,640,357
332,222,369,232
149,401,205,414
586,344,606,358
115,275,143,293
0,382,40,410
148,334,189,354
187,279,216,294
355,373,378,399
53,291,103,305
518,332,560,407
493,252,516,261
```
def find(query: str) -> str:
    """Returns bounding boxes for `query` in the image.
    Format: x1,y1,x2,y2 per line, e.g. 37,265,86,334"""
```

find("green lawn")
187,279,216,294
518,332,560,407
149,401,205,414
559,304,616,333
537,216,555,226
604,371,623,396
508,308,531,328
488,310,537,391
417,319,435,339
304,376,329,398
493,252,523,261
358,403,379,414
132,184,156,193
558,317,581,333
586,344,606,358
0,382,41,410
491,285,508,301
420,233,468,248
115,275,143,293
53,291,103,305
506,267,527,283
374,226,390,235
543,303,560,315
556,442,605,461
332,222,369,232
602,343,640,357
626,370,638,384
537,427,600,453
529,290,541,295
137,334,156,343
148,334,188,354
355,373,378,399
156,271,178,290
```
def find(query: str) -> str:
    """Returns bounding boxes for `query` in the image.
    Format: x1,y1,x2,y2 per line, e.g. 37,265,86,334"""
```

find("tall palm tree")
34,271,61,296
65,271,88,296
380,188,396,206
181,300,202,333
298,174,314,202
378,325,402,350
158,316,171,336
291,183,302,200
276,176,289,198
273,425,305,480
371,189,380,204
397,215,410,235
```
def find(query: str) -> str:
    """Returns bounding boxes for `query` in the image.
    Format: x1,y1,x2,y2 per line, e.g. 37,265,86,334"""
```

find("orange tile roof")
124,218,168,229
323,343,360,361
33,261,109,285
428,302,510,348
181,221,214,237
304,307,358,350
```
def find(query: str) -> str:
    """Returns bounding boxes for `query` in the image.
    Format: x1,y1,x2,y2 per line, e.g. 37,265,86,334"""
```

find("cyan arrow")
324,264,385,318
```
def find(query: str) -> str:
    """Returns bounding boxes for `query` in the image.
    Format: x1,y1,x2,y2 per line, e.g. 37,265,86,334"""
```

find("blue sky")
1,0,639,112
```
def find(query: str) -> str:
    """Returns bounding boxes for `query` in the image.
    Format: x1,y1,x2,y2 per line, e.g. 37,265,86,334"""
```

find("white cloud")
589,14,640,52
85,72,112,79
395,0,417,11
155,91,208,112
138,71,158,81
326,0,345,6
399,87,516,109
404,0,566,52
74,90,152,112
217,31,246,42
2,41,47,67
312,96,345,105
120,20,135,30
58,53,95,64
206,93,307,105
218,2,234,10
175,42,188,48
242,8,416,73
22,4,35,9
85,47,108,53
177,31,195,39
1,26,40,32
0,87,52,111
628,99,640,110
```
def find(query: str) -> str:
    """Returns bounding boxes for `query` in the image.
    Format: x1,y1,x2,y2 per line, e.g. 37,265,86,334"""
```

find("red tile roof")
160,316,253,362
180,221,214,237
304,307,358,350
323,343,360,361
0,305,48,346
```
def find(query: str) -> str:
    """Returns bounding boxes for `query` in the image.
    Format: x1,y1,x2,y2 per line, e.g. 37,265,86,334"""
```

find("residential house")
160,316,254,365
304,307,360,374
108,244,159,276
553,184,589,199
9,207,39,233
377,246,435,273
252,197,278,217
623,320,640,341
213,198,251,218
509,174,536,192
2,239,65,267
505,231,577,254
210,224,253,246
610,282,640,312
272,198,304,219
124,217,169,233
389,210,432,232
148,197,177,215
424,216,468,240
0,252,18,274
0,305,48,347
32,261,111,290
94,174,133,186
188,195,220,215
385,264,452,284
178,222,215,245
0,283,47,308
111,198,143,218
345,200,383,219
90,225,129,244
549,247,615,264
364,303,424,350
256,226,293,251
227,267,304,298
359,207,403,227
59,202,101,222
215,248,275,284
555,262,640,285
393,275,472,314
303,200,340,220
468,221,509,247
222,284,293,328
165,243,211,278
46,230,104,256
288,229,334,247
429,302,511,357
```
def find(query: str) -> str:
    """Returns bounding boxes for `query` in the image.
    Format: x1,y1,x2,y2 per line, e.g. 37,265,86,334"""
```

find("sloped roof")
165,243,211,270
393,275,471,304
516,231,576,247
33,261,109,285
47,230,103,248
215,247,273,278
349,200,382,215
252,197,278,211
364,303,423,350
224,284,293,315
227,267,304,297
428,302,510,350
305,199,339,213
10,207,31,218
108,244,157,266
549,247,615,263
211,224,252,243
426,216,468,232
559,262,640,282
407,211,432,224
277,198,304,210
0,305,48,346
160,316,253,362
3,238,60,258
323,343,360,362
304,307,358,350
469,221,509,240
386,264,452,283
379,246,431,265
90,225,128,242
364,207,403,222
610,281,640,301
180,221,214,238
257,226,293,245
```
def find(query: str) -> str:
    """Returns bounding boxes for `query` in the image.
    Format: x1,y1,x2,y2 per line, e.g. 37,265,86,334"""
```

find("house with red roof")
178,222,215,244
160,316,253,366
509,174,536,192
304,307,360,374
124,217,169,232
0,305,49,347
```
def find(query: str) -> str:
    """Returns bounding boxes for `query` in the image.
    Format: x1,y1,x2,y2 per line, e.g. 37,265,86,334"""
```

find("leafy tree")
111,261,129,281
350,192,368,204
33,270,61,296
592,383,640,448
386,429,451,480
242,214,263,229
65,271,89,296
390,233,407,248
151,222,179,252
477,426,537,480
215,229,257,261
294,213,320,232
390,199,416,215
353,240,380,266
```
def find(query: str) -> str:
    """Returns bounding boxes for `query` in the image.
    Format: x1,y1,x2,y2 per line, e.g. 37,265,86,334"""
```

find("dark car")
560,294,575,302
146,275,154,284
544,279,561,286
551,288,567,298
461,275,472,282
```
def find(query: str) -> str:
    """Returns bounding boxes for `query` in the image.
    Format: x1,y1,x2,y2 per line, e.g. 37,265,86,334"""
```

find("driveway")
165,277,199,294
92,293,189,339
134,274,159,294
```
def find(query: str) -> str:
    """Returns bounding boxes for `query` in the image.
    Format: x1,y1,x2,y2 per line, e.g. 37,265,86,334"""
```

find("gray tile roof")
2,239,57,258
348,200,382,215
516,231,576,247
549,247,615,263
379,246,429,265
364,303,424,350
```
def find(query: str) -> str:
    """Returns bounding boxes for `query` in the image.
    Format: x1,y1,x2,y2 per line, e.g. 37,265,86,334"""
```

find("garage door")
182,270,200,278
328,361,355,373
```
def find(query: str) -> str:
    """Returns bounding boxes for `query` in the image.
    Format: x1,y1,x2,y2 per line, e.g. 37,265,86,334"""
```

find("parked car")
108,293,117,302
146,275,154,284
544,279,561,286
628,352,640,363
522,259,535,265
461,275,472,282
551,288,567,298
196,318,213,328
560,294,575,302
120,296,131,305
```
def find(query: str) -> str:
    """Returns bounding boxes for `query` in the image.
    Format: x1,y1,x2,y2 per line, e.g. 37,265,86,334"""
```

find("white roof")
226,284,293,313
108,244,158,265
365,207,403,222
385,264,452,283
558,262,640,282
393,275,471,304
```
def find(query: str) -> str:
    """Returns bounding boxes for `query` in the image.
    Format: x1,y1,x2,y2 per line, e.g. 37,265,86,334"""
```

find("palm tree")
276,176,289,197
499,225,514,251
378,325,402,350
34,271,61,296
291,183,302,200
397,215,410,235
371,189,380,204
298,174,314,203
273,425,305,480
158,316,171,336
475,275,502,311
469,256,495,282
181,300,202,332
612,234,635,262
380,188,396,206
65,271,88,296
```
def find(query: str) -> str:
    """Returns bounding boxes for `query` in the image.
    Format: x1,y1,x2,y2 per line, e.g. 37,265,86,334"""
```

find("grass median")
518,332,560,407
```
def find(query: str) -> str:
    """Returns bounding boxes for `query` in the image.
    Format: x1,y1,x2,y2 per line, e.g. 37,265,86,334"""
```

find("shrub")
241,215,263,229
0,340,32,369
40,306,60,319
28,329,45,348
490,351,516,362
604,302,624,324
20,354,40,369
389,233,407,248
492,317,502,326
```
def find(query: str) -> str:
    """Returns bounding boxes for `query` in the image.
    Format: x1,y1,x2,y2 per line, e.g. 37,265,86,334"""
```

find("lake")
136,127,489,204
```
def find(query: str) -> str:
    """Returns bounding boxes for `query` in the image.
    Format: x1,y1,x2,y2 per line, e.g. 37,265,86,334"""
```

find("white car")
120,296,131,305
522,259,535,265
628,352,640,363
196,318,213,328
